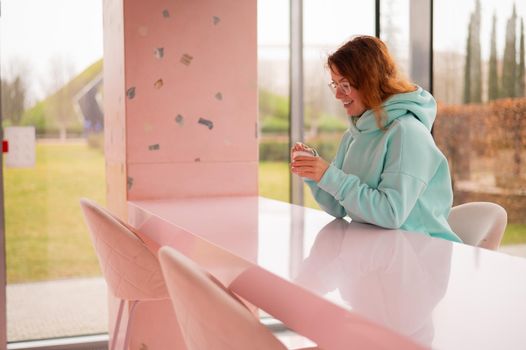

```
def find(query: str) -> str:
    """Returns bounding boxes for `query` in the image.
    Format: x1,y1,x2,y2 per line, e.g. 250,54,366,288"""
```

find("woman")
291,35,461,242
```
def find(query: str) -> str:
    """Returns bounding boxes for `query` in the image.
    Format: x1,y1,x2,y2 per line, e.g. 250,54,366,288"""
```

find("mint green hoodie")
305,86,462,242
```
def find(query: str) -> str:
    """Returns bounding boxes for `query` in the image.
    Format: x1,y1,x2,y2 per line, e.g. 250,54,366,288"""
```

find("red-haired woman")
291,35,461,242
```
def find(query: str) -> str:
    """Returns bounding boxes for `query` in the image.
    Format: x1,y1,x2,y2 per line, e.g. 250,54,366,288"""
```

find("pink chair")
448,201,507,250
158,246,318,350
80,198,179,350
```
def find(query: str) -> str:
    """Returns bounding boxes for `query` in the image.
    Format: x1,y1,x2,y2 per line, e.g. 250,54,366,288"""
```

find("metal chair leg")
111,299,125,350
122,300,139,350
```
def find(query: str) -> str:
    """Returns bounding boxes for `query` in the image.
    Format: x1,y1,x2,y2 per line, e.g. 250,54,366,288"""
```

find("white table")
127,196,526,349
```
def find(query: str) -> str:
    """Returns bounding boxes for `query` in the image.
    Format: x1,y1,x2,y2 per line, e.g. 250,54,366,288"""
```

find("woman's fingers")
291,155,317,161
291,154,328,182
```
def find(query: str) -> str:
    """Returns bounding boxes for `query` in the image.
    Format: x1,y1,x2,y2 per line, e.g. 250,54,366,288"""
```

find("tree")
518,18,525,97
463,0,482,103
470,0,482,103
488,12,500,101
463,22,472,103
1,76,27,125
501,5,517,98
514,18,525,180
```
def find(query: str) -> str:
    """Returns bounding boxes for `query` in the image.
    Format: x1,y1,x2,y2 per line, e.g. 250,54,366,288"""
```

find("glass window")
302,0,375,209
433,0,526,256
258,0,291,203
381,0,410,77
1,0,105,342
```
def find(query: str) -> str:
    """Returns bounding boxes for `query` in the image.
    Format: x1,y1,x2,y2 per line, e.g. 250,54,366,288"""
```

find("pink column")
103,1,258,348
104,0,258,217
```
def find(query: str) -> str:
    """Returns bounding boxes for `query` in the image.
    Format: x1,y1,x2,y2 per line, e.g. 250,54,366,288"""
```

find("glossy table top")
128,196,526,350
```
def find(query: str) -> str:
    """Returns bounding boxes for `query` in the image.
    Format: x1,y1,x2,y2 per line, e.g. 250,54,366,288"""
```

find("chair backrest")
158,246,287,350
448,202,507,250
80,198,168,301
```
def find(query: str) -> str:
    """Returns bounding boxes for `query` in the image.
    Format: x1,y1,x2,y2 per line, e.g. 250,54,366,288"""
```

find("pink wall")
103,0,127,218
104,0,258,215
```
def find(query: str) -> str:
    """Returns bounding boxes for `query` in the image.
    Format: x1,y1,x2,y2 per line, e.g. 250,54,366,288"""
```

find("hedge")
434,98,526,189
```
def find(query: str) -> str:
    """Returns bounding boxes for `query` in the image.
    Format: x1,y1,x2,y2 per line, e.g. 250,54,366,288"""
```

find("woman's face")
329,67,367,117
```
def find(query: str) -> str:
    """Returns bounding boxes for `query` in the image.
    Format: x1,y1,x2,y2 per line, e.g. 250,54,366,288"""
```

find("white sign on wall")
4,126,36,168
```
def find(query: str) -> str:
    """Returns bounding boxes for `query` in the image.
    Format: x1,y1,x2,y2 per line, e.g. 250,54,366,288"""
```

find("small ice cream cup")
292,149,316,159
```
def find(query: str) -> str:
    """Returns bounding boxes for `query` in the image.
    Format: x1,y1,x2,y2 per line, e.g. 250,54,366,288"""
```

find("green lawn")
259,161,319,208
501,224,526,245
4,149,525,283
5,142,105,283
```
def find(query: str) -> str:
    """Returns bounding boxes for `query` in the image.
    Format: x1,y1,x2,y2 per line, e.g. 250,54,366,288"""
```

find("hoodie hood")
350,86,437,134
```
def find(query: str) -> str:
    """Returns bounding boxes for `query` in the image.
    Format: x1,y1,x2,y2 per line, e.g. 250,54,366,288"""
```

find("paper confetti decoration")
175,114,184,125
154,48,164,59
127,177,134,190
162,9,170,18
138,26,148,37
215,92,223,100
213,16,221,25
148,144,160,151
198,118,214,130
144,122,153,132
154,79,163,89
180,54,193,66
126,87,136,99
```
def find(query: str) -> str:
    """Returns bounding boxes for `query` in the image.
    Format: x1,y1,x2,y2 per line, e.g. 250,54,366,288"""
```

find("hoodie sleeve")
314,118,438,229
303,132,351,218
305,173,347,218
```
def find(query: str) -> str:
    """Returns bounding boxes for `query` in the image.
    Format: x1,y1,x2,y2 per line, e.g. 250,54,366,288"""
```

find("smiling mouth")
343,101,353,107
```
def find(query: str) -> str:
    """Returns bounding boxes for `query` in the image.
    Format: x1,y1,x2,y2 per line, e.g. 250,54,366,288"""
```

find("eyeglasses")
328,81,352,95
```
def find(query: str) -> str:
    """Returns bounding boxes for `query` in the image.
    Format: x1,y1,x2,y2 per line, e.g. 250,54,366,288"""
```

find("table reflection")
294,219,453,347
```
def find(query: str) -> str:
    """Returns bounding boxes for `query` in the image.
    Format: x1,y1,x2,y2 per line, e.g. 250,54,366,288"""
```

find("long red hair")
327,35,415,128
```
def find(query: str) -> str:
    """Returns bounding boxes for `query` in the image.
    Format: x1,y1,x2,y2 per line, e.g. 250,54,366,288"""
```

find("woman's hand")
291,142,309,158
291,156,330,182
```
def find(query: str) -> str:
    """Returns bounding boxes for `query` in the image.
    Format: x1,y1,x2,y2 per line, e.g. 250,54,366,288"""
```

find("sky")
1,0,103,103
435,0,526,60
258,0,375,46
1,0,525,104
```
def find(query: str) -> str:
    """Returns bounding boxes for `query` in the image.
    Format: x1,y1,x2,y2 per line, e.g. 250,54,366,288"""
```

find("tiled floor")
6,245,526,344
6,277,107,342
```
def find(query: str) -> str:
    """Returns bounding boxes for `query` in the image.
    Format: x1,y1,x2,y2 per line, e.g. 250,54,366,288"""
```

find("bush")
21,100,85,137
21,101,49,133
261,115,289,133
317,114,348,133
434,98,526,183
306,135,342,160
259,89,289,120
259,137,289,161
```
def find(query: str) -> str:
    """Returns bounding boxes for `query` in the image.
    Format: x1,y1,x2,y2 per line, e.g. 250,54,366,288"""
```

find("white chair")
448,202,507,250
80,198,185,350
158,246,318,350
